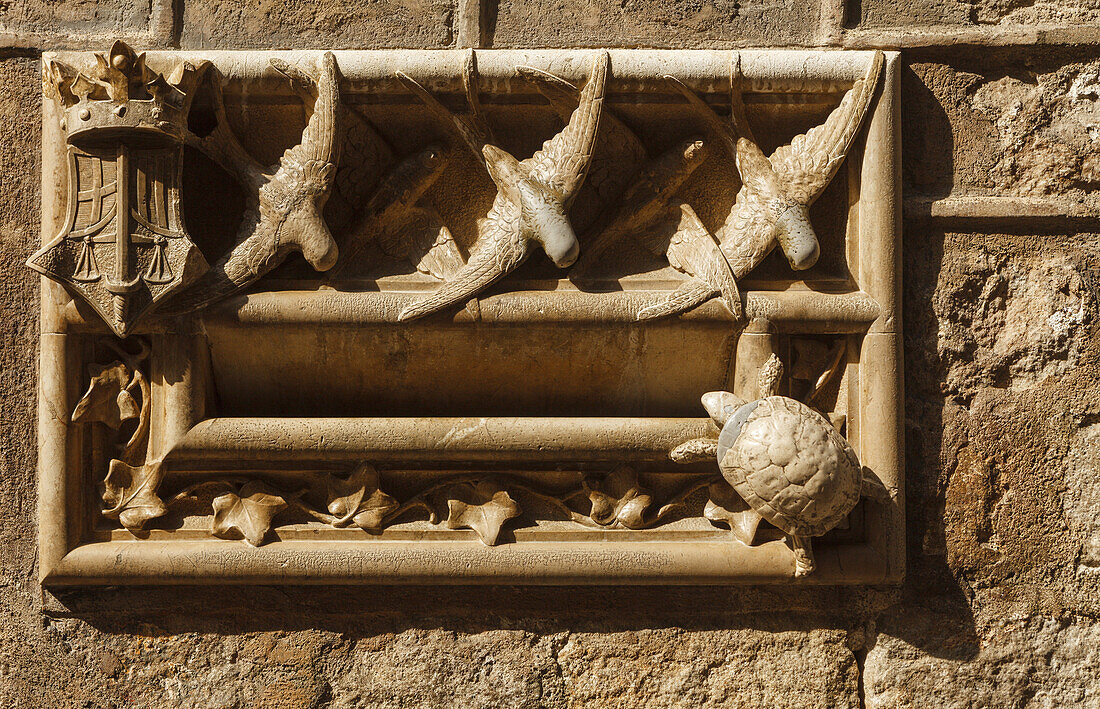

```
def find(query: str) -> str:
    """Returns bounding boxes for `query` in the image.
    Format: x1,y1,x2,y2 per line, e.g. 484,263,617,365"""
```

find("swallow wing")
665,203,741,317
574,138,708,276
270,52,339,169
377,207,465,281
517,65,647,206
715,185,780,278
768,51,884,205
324,106,396,236
524,51,608,202
395,69,492,162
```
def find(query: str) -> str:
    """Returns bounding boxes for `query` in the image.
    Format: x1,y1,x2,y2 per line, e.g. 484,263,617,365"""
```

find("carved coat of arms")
28,41,210,337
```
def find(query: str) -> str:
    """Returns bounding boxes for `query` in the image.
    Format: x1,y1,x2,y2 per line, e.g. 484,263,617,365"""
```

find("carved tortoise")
672,354,888,577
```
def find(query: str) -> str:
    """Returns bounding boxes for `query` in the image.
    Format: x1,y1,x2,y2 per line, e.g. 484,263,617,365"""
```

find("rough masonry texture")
1,2,1099,709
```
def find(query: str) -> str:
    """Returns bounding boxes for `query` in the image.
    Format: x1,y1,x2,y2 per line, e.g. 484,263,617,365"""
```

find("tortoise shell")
717,396,861,537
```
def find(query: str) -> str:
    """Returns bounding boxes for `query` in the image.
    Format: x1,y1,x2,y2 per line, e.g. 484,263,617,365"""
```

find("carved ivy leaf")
326,463,399,532
102,458,166,532
443,480,521,546
585,467,653,529
72,361,139,429
211,482,287,547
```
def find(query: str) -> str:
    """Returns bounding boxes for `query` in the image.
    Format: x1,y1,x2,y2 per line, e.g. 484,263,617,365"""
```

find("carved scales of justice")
33,43,900,584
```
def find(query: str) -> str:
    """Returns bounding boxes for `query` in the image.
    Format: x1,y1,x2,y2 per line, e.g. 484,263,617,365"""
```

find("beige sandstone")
0,0,1097,707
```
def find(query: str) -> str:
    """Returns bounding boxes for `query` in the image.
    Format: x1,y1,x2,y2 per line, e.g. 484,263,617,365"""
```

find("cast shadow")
51,582,890,642
52,60,980,665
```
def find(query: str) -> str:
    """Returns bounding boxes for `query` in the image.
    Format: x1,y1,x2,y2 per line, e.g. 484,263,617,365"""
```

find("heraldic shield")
29,145,209,337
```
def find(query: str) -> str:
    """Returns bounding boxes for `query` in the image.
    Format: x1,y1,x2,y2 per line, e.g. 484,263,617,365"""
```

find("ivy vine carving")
161,467,726,548
71,338,167,534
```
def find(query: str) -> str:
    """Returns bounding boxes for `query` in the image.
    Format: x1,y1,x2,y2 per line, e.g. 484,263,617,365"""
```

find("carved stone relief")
34,44,902,584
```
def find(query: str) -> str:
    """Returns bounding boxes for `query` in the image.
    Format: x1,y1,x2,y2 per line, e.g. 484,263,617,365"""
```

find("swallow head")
282,200,339,272
774,203,820,271
517,180,580,268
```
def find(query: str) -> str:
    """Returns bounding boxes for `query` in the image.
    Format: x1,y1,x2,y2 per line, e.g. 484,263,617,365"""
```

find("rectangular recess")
37,49,902,585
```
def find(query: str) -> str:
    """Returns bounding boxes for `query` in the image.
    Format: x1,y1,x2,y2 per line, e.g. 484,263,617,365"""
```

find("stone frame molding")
36,48,903,585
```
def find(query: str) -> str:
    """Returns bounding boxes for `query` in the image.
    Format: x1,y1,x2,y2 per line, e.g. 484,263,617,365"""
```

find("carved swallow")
158,53,341,315
325,141,463,281
577,140,741,321
653,50,885,319
518,66,739,321
394,50,608,321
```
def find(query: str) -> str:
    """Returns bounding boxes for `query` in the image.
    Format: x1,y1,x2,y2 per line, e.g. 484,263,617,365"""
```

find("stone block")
489,0,820,48
857,0,1100,27
556,627,861,708
866,612,1100,708
906,59,1100,202
0,0,149,38
180,0,457,49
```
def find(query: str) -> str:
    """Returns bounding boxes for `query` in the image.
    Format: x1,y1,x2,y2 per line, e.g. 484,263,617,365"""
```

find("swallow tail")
155,212,280,316
635,279,719,321
398,252,513,322
329,146,450,277
712,255,743,320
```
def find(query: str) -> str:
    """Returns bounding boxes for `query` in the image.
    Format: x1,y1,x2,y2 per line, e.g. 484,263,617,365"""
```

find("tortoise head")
701,391,747,426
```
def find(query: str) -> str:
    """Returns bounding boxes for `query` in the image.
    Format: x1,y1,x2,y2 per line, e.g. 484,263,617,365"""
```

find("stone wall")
1,2,1099,707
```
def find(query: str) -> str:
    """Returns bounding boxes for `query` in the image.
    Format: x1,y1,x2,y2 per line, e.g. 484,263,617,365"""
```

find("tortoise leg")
790,534,815,578
861,467,892,503
669,438,719,463
729,509,762,545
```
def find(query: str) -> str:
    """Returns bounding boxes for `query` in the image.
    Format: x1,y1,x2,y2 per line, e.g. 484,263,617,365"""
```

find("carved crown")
44,40,210,147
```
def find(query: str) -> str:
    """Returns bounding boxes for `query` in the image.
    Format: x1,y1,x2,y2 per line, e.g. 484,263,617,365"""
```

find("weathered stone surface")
932,237,1090,400
180,0,456,49
896,213,1100,707
1065,423,1100,580
903,226,1100,607
330,629,566,708
11,618,347,708
490,0,819,48
866,612,1100,708
2,601,866,708
0,57,40,594
857,0,973,27
555,627,860,708
971,62,1100,197
0,2,1099,707
0,0,149,37
858,0,1100,27
0,56,52,709
906,59,1100,203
